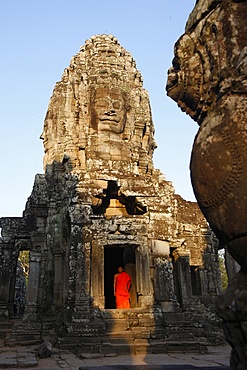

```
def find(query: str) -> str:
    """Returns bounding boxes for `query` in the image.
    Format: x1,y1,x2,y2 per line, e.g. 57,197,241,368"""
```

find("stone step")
100,342,136,356
0,328,11,339
59,336,102,354
103,329,134,337
4,321,42,347
0,320,14,339
166,340,208,353
5,336,42,347
104,318,130,332
101,309,154,321
59,329,209,356
165,331,195,341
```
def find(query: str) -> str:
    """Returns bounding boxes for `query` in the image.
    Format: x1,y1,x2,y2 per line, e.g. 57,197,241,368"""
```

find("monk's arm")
126,277,131,291
114,274,117,296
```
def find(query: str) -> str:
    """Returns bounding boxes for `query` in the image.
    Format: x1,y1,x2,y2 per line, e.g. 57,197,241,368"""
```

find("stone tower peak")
41,35,156,179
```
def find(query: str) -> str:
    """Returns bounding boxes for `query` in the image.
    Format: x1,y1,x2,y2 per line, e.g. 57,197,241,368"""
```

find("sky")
0,0,198,217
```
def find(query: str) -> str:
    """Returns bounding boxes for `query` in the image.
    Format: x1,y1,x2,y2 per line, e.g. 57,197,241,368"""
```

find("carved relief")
167,1,247,367
166,0,247,259
90,87,128,133
166,34,204,121
167,1,247,125
40,35,155,176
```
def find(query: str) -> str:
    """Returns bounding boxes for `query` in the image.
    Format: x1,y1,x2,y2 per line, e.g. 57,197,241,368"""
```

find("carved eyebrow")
172,57,180,70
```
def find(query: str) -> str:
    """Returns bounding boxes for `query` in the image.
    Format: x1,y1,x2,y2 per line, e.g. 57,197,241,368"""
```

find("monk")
114,266,132,309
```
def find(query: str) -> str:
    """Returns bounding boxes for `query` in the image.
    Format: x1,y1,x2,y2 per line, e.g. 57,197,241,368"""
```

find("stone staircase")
2,304,224,355
0,319,14,340
4,320,42,347
58,306,224,356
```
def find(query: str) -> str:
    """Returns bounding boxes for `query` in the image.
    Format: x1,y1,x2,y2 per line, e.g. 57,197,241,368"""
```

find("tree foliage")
218,252,228,291
18,250,30,284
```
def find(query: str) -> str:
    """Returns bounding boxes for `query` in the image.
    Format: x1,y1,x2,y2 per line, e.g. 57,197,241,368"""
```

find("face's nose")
105,100,116,115
104,97,118,116
167,67,174,75
105,108,116,115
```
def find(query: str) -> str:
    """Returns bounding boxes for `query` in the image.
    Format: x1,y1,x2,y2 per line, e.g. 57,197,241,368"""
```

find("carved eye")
212,24,217,35
113,101,121,109
96,100,108,109
172,57,180,71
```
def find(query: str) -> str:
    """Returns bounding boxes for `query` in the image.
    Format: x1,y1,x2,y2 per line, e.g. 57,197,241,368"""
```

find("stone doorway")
104,246,138,309
13,250,29,317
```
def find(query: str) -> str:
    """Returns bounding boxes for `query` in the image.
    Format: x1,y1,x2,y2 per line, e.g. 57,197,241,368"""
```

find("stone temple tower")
0,35,224,354
41,34,156,179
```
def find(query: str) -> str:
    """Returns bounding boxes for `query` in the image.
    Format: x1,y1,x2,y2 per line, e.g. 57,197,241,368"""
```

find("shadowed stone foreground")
0,340,231,369
79,367,229,370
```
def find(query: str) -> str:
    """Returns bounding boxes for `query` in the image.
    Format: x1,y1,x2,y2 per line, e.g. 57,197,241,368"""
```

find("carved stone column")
70,205,92,321
154,256,176,311
0,243,15,319
174,251,192,307
91,240,104,309
53,252,63,308
136,244,153,307
0,218,21,319
10,250,42,343
23,251,41,321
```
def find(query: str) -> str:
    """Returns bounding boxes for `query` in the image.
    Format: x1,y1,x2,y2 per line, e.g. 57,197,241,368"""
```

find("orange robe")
115,271,131,308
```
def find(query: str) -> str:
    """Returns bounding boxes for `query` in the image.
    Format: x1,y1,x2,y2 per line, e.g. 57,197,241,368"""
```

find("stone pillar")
10,249,42,343
23,251,41,321
53,253,63,307
136,244,153,307
154,256,175,302
0,218,21,319
70,205,92,320
91,240,104,309
174,251,192,307
0,243,15,319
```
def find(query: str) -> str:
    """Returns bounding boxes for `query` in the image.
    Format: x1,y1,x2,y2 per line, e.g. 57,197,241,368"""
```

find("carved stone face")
90,88,127,133
166,57,184,103
166,34,203,121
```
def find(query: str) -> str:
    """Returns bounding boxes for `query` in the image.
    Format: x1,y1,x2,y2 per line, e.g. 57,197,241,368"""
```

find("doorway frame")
91,240,152,310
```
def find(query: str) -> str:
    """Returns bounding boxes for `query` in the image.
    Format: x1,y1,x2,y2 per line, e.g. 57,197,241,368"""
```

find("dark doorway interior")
104,246,137,309
190,266,202,296
104,247,123,309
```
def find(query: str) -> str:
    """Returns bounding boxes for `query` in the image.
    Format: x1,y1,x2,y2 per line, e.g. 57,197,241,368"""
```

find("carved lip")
100,118,120,123
166,76,178,92
166,67,178,87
